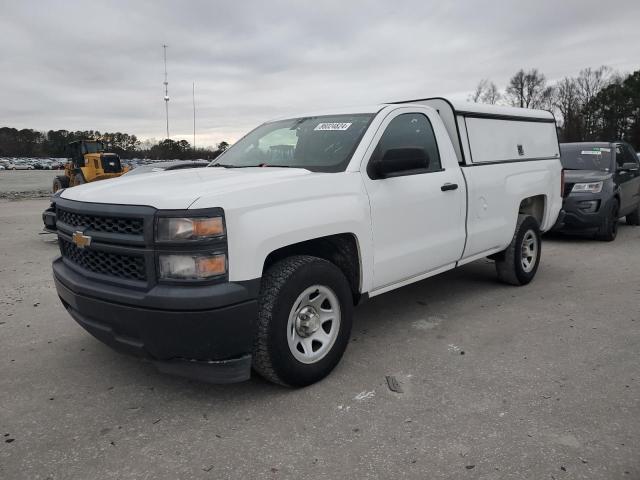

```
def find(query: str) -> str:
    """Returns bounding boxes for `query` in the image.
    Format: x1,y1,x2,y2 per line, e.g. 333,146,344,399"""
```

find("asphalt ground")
1,199,638,479
0,170,59,198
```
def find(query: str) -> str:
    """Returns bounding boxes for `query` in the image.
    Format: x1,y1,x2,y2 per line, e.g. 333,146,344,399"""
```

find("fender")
190,171,374,291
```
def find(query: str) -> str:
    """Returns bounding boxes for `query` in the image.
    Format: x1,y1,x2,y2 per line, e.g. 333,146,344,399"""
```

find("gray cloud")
1,0,639,146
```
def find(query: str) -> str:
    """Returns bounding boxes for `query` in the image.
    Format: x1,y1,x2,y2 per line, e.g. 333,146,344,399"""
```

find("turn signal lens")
157,216,224,241
193,217,224,237
159,253,227,280
196,255,227,277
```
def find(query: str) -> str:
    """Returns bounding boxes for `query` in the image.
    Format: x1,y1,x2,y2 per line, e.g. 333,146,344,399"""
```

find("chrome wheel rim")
287,285,341,364
521,230,538,273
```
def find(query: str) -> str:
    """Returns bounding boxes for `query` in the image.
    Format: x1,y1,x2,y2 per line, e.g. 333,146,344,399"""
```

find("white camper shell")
392,97,560,165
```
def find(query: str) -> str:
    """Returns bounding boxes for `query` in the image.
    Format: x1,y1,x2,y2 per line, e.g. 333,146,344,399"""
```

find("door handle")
441,183,458,192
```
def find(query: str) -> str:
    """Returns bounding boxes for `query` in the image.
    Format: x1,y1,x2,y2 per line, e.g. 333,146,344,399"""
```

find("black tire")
596,199,619,241
495,214,542,286
252,255,353,387
53,175,69,192
626,202,640,226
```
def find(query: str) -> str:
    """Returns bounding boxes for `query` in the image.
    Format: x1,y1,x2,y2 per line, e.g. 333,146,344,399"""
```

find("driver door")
361,108,466,292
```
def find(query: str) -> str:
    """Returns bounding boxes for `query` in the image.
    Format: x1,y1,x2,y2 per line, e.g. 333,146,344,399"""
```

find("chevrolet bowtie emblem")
72,231,92,249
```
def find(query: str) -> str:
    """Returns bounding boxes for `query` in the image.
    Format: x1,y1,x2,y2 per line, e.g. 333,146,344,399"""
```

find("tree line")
470,67,640,148
0,128,229,160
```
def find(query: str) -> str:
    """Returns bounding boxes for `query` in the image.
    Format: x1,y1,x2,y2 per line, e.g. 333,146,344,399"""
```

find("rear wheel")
52,175,69,192
596,199,619,241
252,255,353,387
626,202,640,226
495,214,541,286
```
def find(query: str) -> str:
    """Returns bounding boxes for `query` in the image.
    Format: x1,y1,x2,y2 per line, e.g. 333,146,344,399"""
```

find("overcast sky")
1,0,639,147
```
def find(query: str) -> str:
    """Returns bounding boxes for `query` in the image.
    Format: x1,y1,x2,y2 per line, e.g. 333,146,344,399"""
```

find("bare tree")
481,82,501,104
555,78,579,120
506,70,526,107
554,77,581,140
469,79,501,104
576,66,612,139
506,69,547,108
538,86,557,112
576,66,612,106
469,79,489,103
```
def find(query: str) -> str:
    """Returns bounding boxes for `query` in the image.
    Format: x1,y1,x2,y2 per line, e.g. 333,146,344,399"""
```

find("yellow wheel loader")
52,140,129,192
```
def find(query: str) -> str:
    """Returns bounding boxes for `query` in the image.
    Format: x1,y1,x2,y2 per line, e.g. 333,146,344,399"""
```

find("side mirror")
620,162,639,172
373,147,429,178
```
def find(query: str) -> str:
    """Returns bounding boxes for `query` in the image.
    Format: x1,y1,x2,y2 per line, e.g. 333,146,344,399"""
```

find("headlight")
572,181,603,193
157,216,224,241
159,253,226,280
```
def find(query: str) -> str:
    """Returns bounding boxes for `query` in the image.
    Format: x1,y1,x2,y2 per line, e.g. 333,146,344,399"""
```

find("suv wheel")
596,199,619,241
495,214,541,286
252,255,353,387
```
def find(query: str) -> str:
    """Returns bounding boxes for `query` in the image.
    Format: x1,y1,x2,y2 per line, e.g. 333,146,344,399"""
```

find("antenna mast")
162,44,170,139
192,82,196,150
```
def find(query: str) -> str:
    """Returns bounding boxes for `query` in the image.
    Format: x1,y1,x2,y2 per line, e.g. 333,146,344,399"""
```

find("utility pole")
162,44,170,139
192,82,196,150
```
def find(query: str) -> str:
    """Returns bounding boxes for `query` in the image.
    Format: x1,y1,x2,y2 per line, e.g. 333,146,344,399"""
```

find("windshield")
210,114,374,172
560,144,613,171
82,142,104,154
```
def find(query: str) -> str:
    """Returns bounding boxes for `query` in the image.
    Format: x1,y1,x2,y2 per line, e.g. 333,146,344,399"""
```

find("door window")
373,113,442,173
615,144,637,169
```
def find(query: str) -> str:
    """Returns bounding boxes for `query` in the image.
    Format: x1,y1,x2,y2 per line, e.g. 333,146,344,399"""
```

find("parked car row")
0,157,66,170
0,157,212,172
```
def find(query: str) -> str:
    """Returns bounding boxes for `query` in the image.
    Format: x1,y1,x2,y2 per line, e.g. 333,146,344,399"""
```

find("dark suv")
553,141,640,241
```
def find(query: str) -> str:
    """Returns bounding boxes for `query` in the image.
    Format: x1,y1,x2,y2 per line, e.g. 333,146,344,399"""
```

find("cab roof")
269,97,554,122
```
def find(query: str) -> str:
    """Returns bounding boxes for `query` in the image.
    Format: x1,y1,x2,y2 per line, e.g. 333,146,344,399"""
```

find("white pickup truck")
52,98,562,386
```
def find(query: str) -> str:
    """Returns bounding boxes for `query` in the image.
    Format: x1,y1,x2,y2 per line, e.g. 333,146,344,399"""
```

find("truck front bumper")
53,257,259,383
42,204,57,232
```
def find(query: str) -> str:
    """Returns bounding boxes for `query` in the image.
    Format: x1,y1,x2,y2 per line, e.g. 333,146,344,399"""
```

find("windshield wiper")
210,163,261,168
210,163,307,169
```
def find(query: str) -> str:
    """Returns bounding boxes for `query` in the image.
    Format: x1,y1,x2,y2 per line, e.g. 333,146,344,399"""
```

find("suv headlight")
159,253,227,280
156,216,224,241
572,181,603,193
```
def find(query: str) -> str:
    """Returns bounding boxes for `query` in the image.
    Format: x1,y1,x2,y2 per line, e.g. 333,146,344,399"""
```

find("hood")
60,167,314,209
563,169,612,183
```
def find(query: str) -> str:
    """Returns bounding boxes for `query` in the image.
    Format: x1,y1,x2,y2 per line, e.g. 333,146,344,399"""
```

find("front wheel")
53,175,69,192
495,214,541,286
596,199,618,241
252,255,353,387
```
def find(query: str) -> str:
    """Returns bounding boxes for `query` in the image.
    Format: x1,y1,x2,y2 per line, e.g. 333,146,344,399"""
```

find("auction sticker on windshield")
314,122,352,131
